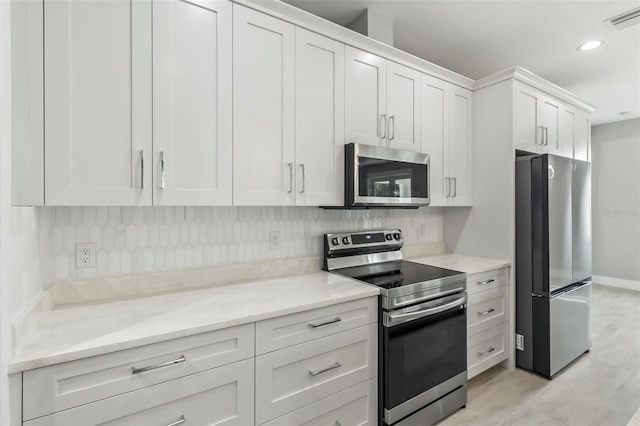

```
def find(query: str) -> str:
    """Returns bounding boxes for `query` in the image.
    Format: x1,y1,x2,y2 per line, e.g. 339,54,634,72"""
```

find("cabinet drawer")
23,323,254,420
255,323,377,424
25,358,254,426
466,267,508,295
261,378,377,426
467,322,508,379
256,297,377,354
467,285,507,336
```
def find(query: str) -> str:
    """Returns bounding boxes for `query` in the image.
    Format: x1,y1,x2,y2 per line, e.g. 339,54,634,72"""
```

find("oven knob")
342,237,350,245
331,237,340,246
385,234,393,241
393,233,401,240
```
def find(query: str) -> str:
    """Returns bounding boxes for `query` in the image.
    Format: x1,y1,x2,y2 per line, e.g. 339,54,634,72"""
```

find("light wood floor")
441,284,640,426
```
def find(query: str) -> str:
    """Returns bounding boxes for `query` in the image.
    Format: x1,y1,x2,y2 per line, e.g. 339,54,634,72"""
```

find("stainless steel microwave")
345,143,430,208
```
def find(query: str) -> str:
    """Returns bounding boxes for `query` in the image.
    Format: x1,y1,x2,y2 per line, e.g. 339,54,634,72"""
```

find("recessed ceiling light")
577,40,603,51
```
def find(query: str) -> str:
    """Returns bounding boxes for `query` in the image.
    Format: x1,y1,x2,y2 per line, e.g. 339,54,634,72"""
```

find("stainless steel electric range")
324,229,468,426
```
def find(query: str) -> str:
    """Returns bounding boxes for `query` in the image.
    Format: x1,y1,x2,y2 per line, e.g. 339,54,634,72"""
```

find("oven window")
383,305,466,409
358,157,428,199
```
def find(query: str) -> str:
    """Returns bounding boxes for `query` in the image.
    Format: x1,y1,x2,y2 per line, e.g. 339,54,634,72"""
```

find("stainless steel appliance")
344,143,430,208
324,230,467,426
515,154,592,378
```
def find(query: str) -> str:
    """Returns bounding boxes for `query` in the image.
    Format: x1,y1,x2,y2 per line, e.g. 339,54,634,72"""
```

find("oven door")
346,143,430,207
382,292,467,425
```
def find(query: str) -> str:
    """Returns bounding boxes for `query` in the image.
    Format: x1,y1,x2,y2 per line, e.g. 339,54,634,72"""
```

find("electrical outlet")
76,243,96,269
269,231,280,250
516,334,524,351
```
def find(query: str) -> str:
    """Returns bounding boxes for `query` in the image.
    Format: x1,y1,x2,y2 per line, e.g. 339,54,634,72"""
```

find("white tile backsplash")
18,205,444,290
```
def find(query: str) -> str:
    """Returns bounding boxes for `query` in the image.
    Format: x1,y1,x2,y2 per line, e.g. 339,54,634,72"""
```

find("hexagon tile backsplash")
15,205,444,288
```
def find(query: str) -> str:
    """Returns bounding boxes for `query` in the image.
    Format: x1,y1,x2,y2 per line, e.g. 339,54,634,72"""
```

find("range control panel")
325,229,403,252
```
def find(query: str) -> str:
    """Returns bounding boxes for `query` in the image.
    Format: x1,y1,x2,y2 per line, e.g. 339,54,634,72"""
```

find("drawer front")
261,378,377,426
23,323,254,420
25,358,254,426
466,267,509,295
467,285,507,336
256,297,377,355
467,322,509,379
256,323,377,424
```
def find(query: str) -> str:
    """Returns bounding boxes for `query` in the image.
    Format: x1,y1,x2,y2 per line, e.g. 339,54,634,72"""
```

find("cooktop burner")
333,260,463,290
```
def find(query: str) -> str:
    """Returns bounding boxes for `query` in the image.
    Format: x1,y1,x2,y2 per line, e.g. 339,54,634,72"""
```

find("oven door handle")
384,294,467,327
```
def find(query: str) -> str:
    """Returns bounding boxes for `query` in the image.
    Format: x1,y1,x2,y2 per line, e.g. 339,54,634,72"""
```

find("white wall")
591,118,640,290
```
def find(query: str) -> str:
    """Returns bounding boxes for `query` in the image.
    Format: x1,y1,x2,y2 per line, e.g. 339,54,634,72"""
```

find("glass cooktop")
333,260,464,290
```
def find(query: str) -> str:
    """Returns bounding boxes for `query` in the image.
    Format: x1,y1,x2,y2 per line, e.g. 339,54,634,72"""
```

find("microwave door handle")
385,294,467,327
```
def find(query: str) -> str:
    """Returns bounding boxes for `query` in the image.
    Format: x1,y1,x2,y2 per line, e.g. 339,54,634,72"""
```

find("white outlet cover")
75,243,96,269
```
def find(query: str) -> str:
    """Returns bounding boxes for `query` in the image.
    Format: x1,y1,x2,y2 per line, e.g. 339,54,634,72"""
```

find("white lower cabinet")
25,358,254,426
466,267,510,379
262,378,377,426
255,324,378,424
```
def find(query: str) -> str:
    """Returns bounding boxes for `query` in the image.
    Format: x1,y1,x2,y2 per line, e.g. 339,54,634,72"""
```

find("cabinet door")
514,83,542,153
153,0,232,206
448,86,473,206
540,96,561,155
345,46,386,146
44,0,152,205
295,28,344,206
233,5,294,205
387,61,421,151
559,106,576,158
420,74,449,206
574,110,591,162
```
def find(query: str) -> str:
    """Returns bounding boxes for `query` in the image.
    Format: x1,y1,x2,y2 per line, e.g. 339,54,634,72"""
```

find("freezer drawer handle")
309,361,341,376
477,347,495,357
308,317,342,328
166,415,185,426
477,279,495,286
132,355,186,375
477,308,495,316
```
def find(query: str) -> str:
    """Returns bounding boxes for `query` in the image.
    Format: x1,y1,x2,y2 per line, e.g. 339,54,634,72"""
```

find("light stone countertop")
9,272,378,373
409,253,511,275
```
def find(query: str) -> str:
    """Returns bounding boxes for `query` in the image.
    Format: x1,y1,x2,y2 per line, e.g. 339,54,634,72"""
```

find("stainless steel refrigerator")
515,154,592,378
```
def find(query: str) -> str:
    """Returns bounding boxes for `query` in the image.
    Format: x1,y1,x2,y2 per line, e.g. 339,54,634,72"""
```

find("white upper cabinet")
559,106,576,158
515,81,563,156
421,75,472,206
345,47,421,151
44,0,152,205
539,96,560,155
153,0,232,206
233,5,295,206
574,110,591,162
345,47,387,146
386,61,421,151
294,28,345,206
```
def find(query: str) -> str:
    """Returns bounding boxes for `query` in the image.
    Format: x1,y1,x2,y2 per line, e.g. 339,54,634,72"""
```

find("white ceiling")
282,0,640,125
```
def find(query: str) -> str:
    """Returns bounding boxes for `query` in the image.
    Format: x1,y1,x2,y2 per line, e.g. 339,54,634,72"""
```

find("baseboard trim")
592,275,640,292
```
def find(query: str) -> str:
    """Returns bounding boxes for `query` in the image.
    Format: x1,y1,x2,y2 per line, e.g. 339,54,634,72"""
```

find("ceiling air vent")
605,7,640,31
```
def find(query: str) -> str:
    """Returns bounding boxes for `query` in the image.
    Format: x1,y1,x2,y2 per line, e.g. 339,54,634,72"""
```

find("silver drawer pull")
477,347,495,357
477,279,495,286
477,308,495,316
308,317,341,328
309,361,341,376
132,355,186,375
166,415,185,426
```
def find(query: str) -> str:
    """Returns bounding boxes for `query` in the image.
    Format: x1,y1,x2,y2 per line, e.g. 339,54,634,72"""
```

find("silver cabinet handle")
477,347,495,357
166,415,185,426
160,151,165,189
477,279,495,286
544,126,549,146
537,126,544,146
389,115,395,142
477,308,495,316
299,163,305,193
308,317,341,328
309,361,341,376
132,355,186,375
380,114,387,141
445,177,451,197
140,149,144,189
452,177,457,197
287,163,293,193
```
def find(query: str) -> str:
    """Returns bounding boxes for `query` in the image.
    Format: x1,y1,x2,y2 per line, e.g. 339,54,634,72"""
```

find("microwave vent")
605,7,640,31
